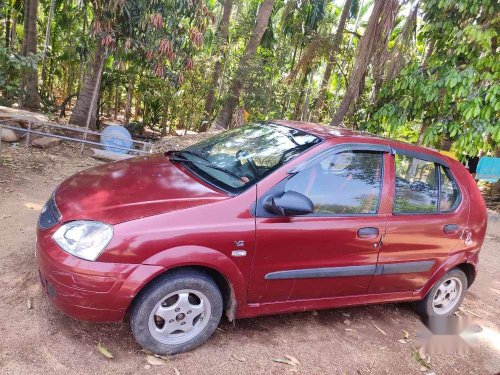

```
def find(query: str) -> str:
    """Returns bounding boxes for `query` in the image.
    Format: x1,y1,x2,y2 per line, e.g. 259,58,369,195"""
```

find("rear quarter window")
439,167,461,211
394,155,438,213
393,154,461,214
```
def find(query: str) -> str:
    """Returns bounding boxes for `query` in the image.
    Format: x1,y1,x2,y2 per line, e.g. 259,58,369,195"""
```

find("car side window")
284,151,383,215
394,155,438,213
440,167,460,211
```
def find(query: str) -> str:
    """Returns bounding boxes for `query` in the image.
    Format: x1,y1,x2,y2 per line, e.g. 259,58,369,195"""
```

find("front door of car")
247,145,391,303
368,150,468,294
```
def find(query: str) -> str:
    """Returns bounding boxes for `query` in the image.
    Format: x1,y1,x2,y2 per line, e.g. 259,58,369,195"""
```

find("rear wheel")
413,268,467,317
130,269,223,355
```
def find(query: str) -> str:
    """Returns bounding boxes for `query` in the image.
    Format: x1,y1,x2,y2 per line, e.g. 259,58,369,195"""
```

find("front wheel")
413,268,467,317
130,269,223,355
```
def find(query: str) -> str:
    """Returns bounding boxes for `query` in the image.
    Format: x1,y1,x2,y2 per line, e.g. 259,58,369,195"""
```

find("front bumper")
36,228,164,322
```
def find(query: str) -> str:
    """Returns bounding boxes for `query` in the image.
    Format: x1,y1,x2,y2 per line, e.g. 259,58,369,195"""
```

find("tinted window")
285,151,383,215
394,155,438,213
440,167,460,211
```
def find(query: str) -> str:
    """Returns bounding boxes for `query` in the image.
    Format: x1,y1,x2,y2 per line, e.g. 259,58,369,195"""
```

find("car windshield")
168,123,321,193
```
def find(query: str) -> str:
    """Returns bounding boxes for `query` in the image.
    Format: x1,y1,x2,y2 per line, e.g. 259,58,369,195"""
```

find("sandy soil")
0,141,499,375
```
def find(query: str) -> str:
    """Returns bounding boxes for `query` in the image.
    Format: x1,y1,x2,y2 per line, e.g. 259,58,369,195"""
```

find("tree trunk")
20,0,41,110
10,15,17,49
43,0,55,55
293,69,309,120
371,3,418,105
5,5,11,49
330,0,399,127
314,0,352,121
41,0,55,85
76,14,87,91
301,68,315,121
67,64,74,98
422,41,435,69
331,0,364,108
124,81,133,125
134,90,142,117
70,39,106,129
160,104,170,136
201,0,233,131
212,0,275,130
417,122,429,145
113,81,119,120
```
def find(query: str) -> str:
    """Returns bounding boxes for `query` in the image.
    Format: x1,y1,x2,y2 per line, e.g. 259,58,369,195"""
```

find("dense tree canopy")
368,0,499,158
0,0,498,157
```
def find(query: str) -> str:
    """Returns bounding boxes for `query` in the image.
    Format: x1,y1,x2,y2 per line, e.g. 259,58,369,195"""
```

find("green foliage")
367,0,500,157
0,0,496,159
0,46,43,105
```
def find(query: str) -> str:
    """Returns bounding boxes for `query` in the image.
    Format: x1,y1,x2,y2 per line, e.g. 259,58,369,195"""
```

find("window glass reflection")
394,155,438,213
285,151,383,215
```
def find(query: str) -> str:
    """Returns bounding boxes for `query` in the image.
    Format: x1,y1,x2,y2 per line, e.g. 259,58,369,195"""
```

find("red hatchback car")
36,121,487,354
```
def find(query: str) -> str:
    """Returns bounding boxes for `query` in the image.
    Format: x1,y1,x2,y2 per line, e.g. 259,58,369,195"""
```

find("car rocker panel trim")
264,261,435,280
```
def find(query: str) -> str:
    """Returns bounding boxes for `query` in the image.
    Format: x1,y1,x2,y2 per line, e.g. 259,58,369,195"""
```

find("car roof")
270,119,386,140
270,119,457,167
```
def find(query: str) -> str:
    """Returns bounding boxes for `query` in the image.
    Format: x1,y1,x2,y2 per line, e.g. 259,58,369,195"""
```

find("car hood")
55,153,228,225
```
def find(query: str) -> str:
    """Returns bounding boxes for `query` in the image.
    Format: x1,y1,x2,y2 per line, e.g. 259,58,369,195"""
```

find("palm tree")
69,38,106,129
201,0,234,131
284,0,326,121
20,0,40,110
313,0,352,121
371,2,419,103
213,0,276,130
330,0,399,127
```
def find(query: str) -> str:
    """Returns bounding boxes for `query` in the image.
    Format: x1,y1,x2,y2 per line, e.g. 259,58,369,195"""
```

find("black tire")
413,268,468,317
130,269,223,355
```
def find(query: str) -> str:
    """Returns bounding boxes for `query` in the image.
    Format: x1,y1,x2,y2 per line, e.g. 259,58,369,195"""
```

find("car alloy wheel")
431,276,462,315
148,289,211,345
130,269,223,355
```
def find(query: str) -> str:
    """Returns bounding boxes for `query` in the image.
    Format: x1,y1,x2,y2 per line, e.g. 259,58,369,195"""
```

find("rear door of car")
369,148,467,294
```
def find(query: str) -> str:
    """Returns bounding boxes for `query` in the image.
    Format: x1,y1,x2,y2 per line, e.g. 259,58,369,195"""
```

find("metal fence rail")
0,118,153,159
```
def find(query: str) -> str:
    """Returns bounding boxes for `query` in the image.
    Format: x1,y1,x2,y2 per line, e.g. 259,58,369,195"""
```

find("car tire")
413,268,467,317
130,269,223,355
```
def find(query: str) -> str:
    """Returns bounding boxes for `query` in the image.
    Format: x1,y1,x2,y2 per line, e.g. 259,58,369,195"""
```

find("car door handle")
357,227,379,239
443,224,460,234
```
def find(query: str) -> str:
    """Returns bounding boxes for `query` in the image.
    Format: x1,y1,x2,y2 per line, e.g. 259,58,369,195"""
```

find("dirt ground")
0,141,499,375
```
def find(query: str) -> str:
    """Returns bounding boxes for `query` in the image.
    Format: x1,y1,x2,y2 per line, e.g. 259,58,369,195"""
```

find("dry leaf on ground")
284,355,300,366
273,358,297,366
403,330,410,339
372,322,387,335
146,355,165,366
231,354,246,362
97,342,114,359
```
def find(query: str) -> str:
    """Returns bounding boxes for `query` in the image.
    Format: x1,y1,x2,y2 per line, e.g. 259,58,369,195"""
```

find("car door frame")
368,146,470,294
246,141,395,307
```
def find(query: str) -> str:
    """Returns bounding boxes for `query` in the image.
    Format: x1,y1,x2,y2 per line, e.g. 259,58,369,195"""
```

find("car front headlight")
52,221,113,261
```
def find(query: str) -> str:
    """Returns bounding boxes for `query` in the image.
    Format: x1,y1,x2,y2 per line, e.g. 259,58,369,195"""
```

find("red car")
36,121,487,354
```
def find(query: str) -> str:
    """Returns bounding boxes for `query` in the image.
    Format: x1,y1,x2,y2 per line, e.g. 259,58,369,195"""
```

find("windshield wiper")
173,150,211,163
169,151,242,181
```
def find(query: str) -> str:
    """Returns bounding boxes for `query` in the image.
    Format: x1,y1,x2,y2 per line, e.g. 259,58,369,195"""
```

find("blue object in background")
100,125,133,154
476,157,500,183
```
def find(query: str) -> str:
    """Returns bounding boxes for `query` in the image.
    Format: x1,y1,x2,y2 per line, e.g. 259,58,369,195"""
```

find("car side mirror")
264,190,314,216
